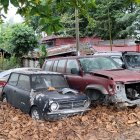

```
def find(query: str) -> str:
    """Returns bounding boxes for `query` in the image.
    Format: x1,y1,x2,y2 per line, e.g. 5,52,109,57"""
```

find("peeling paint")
30,89,36,105
43,102,48,112
35,93,45,100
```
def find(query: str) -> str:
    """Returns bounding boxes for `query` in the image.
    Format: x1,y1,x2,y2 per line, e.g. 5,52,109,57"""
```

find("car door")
65,59,87,92
16,74,31,113
5,73,19,106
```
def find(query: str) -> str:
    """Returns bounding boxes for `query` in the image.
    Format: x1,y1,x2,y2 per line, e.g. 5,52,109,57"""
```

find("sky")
3,4,23,23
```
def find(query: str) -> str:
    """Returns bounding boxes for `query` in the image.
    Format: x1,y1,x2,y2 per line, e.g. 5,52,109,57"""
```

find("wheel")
86,89,105,106
2,94,7,103
30,106,43,120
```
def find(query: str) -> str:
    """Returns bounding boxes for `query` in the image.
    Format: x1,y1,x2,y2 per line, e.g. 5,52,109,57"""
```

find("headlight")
115,83,124,92
50,102,59,111
84,99,90,108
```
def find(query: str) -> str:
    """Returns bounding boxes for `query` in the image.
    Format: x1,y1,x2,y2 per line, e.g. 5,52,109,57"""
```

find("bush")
0,56,20,70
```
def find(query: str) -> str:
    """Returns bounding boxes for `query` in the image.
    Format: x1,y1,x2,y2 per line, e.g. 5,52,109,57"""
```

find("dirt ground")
0,102,140,140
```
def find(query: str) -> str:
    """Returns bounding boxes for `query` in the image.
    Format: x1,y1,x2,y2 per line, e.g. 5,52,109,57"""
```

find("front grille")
58,100,86,110
125,82,140,100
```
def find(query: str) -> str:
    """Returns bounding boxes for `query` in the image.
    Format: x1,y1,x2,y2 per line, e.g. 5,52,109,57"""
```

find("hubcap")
31,109,40,120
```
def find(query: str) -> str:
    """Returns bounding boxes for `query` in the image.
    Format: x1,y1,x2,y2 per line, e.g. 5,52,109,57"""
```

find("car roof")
94,51,123,56
44,55,113,61
11,69,62,75
94,51,140,56
0,67,41,78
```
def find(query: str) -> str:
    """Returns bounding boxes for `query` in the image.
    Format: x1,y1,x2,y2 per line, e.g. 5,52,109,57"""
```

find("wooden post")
108,8,112,51
75,8,80,56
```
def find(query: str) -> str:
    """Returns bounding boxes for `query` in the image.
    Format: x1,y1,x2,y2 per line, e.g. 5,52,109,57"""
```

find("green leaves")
1,0,9,13
10,0,19,7
1,0,96,34
0,23,38,58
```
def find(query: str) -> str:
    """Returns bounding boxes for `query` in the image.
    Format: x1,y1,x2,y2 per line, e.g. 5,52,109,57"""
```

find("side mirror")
71,68,80,75
121,63,126,69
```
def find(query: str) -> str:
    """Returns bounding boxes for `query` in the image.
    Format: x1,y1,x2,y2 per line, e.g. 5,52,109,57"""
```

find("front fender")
85,84,109,95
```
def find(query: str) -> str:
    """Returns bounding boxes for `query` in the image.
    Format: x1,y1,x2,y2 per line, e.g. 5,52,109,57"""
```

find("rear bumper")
44,108,90,120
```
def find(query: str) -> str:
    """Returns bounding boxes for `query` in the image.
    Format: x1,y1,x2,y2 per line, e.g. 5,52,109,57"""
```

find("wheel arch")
85,84,109,95
29,105,38,115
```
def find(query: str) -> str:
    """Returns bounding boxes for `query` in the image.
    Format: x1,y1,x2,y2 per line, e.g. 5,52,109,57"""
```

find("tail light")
0,81,7,88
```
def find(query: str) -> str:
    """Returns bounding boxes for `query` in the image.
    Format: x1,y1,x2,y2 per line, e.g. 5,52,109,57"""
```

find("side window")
8,73,19,86
66,59,79,74
52,60,58,72
17,75,30,91
44,61,53,71
57,60,66,73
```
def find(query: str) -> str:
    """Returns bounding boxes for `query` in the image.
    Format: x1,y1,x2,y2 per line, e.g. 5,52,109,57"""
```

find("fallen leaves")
0,102,140,140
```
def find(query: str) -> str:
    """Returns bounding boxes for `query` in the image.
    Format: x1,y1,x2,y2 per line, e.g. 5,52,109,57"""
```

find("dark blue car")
2,70,90,120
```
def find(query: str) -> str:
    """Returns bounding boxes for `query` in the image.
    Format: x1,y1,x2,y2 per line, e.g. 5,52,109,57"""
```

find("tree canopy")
87,0,140,40
0,23,38,58
1,0,140,39
1,0,96,34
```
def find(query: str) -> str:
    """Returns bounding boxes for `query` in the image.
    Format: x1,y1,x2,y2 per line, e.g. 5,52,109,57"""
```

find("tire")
30,106,44,120
86,89,105,106
2,94,8,103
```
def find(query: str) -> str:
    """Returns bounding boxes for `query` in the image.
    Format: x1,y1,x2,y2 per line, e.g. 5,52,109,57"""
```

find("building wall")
55,37,100,47
22,59,40,68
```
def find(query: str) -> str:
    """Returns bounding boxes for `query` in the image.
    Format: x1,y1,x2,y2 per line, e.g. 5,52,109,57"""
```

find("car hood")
33,88,87,100
90,69,140,83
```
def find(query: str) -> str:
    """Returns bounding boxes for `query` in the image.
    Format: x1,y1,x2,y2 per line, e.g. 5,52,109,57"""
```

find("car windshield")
79,57,121,72
124,54,140,68
112,57,123,65
31,74,69,90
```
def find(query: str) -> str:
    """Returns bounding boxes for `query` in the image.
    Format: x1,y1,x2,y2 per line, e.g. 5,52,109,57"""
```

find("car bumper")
108,90,140,108
44,108,90,120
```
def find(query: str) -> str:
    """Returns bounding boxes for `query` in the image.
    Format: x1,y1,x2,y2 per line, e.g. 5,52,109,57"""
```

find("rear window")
44,61,53,71
8,73,19,86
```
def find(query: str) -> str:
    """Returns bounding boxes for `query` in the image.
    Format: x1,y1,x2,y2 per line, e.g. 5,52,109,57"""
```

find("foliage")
0,23,38,66
0,23,38,57
92,0,140,40
0,56,20,70
55,11,95,37
38,44,47,67
0,24,14,53
1,0,96,34
10,24,38,58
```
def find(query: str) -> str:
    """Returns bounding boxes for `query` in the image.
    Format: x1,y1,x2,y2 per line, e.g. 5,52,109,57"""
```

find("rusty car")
1,70,90,120
42,56,140,108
